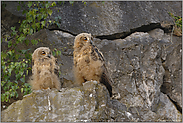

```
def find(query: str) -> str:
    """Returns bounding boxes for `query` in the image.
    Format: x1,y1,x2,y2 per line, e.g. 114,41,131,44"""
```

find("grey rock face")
49,1,181,37
94,30,182,121
4,1,181,37
1,29,182,122
1,81,110,122
1,1,182,122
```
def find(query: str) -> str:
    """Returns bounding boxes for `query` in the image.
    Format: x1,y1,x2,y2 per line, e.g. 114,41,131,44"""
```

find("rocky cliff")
1,1,182,122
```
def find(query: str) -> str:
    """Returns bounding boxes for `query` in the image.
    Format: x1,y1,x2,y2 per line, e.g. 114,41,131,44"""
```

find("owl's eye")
83,37,87,41
41,51,46,55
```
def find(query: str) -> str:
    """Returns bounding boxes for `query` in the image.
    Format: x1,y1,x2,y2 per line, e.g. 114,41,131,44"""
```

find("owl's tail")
100,72,113,97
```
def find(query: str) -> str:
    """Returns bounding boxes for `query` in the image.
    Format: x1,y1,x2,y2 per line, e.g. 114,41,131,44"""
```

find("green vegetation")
169,12,182,30
169,12,182,36
1,1,64,103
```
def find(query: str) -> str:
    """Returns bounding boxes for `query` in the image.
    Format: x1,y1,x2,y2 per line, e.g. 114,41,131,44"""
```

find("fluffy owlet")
73,33,113,97
29,47,61,90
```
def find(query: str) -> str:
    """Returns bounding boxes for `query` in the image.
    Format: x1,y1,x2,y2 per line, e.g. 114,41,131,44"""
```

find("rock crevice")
96,23,173,40
167,95,182,114
49,22,173,41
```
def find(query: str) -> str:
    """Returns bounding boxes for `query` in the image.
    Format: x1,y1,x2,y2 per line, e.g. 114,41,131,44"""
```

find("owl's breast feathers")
32,57,59,77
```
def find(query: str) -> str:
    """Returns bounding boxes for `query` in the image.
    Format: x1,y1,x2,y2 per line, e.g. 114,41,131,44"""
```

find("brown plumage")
29,47,61,90
73,33,113,97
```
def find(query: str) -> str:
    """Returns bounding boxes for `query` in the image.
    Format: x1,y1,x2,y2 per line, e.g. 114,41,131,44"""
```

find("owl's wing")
101,65,113,97
92,44,113,97
92,44,105,62
54,58,60,77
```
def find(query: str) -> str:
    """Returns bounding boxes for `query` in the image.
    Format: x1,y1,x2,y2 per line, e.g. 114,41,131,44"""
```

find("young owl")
29,47,61,90
73,33,113,97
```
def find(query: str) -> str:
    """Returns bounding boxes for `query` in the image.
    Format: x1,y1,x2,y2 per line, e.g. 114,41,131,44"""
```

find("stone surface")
49,1,181,37
162,40,182,111
1,81,181,122
4,1,182,37
1,28,182,122
94,30,182,121
1,1,182,122
156,93,182,121
1,81,110,122
1,7,25,51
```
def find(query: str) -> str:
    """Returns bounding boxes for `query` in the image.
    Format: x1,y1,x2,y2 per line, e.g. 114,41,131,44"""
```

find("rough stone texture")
3,1,182,37
1,29,182,122
149,29,182,111
1,81,110,122
94,30,182,121
156,93,182,121
47,1,181,37
1,1,182,122
162,39,182,110
1,81,180,122
1,7,25,51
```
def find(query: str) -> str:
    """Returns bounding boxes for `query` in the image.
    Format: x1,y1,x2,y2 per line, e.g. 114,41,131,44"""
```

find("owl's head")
74,33,93,48
32,47,53,61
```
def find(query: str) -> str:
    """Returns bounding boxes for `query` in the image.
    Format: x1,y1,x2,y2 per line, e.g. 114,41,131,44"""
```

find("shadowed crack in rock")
160,82,182,114
167,95,182,114
160,59,182,114
96,23,173,40
49,23,173,40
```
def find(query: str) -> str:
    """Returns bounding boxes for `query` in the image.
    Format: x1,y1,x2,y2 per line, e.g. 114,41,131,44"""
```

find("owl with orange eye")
73,33,113,97
29,47,61,90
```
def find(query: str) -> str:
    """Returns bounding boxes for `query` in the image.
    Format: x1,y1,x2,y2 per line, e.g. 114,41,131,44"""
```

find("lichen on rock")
1,81,111,122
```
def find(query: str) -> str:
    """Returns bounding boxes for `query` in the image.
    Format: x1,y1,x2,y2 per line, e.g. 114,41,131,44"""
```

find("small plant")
69,1,75,5
1,49,32,102
52,48,62,57
169,12,182,36
169,12,182,30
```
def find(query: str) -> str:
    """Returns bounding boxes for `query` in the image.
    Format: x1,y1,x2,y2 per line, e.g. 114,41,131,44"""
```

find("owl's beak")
47,54,51,58
90,39,93,45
